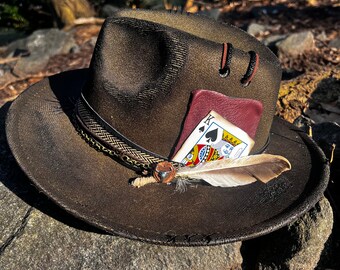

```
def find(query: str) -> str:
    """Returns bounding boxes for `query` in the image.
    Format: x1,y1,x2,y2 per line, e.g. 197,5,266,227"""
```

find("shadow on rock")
306,77,340,123
0,102,107,234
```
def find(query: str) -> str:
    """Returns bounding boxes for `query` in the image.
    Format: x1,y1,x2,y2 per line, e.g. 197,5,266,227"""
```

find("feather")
176,154,291,187
130,154,291,189
174,179,191,193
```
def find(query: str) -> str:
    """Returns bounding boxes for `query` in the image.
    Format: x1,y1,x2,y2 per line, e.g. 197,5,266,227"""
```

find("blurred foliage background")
1,0,334,31
0,0,119,30
1,1,98,30
1,0,53,30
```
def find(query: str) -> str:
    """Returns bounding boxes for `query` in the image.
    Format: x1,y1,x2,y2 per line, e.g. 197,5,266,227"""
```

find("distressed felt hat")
6,12,329,246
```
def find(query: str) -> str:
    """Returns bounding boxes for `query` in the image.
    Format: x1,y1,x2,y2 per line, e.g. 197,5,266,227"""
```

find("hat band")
74,94,270,172
74,94,180,172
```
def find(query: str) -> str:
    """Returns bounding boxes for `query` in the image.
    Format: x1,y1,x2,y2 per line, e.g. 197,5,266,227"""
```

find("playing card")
173,111,254,166
172,90,263,157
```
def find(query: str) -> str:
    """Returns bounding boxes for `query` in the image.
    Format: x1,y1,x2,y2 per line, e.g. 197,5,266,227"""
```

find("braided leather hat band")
75,94,181,172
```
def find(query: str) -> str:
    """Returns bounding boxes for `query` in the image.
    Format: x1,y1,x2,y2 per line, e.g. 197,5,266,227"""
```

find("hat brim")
6,69,329,246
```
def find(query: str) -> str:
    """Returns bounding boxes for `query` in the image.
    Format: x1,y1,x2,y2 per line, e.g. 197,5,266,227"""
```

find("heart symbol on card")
205,128,218,143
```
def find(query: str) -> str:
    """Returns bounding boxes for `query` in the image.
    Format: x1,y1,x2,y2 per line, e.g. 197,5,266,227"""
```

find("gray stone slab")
253,197,333,269
247,23,268,37
3,29,76,76
0,103,32,249
329,38,340,49
0,181,31,249
278,31,315,56
0,209,242,270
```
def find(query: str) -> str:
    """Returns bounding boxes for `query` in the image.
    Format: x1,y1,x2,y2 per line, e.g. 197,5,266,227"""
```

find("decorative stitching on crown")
219,42,233,78
219,43,259,87
241,51,259,86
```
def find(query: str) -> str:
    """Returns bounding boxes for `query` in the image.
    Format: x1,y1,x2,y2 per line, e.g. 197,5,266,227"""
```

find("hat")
5,12,329,246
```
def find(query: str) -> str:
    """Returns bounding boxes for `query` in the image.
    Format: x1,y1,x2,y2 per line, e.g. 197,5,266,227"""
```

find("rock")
0,103,31,250
0,69,11,91
329,38,340,49
262,34,287,47
277,31,315,56
312,122,340,177
69,44,81,54
142,0,166,9
0,72,17,94
251,4,288,18
281,68,304,80
312,122,340,154
0,28,26,47
317,222,340,270
316,31,327,42
0,104,243,269
0,104,32,250
5,29,75,58
305,108,340,124
89,36,98,48
247,23,268,37
100,4,122,17
293,114,314,131
305,77,340,124
13,55,51,76
198,9,221,20
4,29,76,76
310,77,340,105
0,182,31,250
313,125,340,270
0,210,243,270
242,197,333,269
277,69,340,124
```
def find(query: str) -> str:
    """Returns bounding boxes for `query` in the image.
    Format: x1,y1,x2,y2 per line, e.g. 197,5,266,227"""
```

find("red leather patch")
173,89,263,156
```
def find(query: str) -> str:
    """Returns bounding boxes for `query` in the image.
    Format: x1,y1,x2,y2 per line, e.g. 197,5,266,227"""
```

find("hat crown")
82,16,281,157
85,18,188,111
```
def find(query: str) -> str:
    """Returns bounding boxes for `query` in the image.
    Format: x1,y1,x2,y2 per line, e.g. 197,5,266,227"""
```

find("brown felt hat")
6,11,329,246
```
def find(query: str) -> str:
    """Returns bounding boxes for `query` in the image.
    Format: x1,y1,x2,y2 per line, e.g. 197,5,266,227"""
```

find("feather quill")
131,154,291,189
131,176,157,188
176,154,291,187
